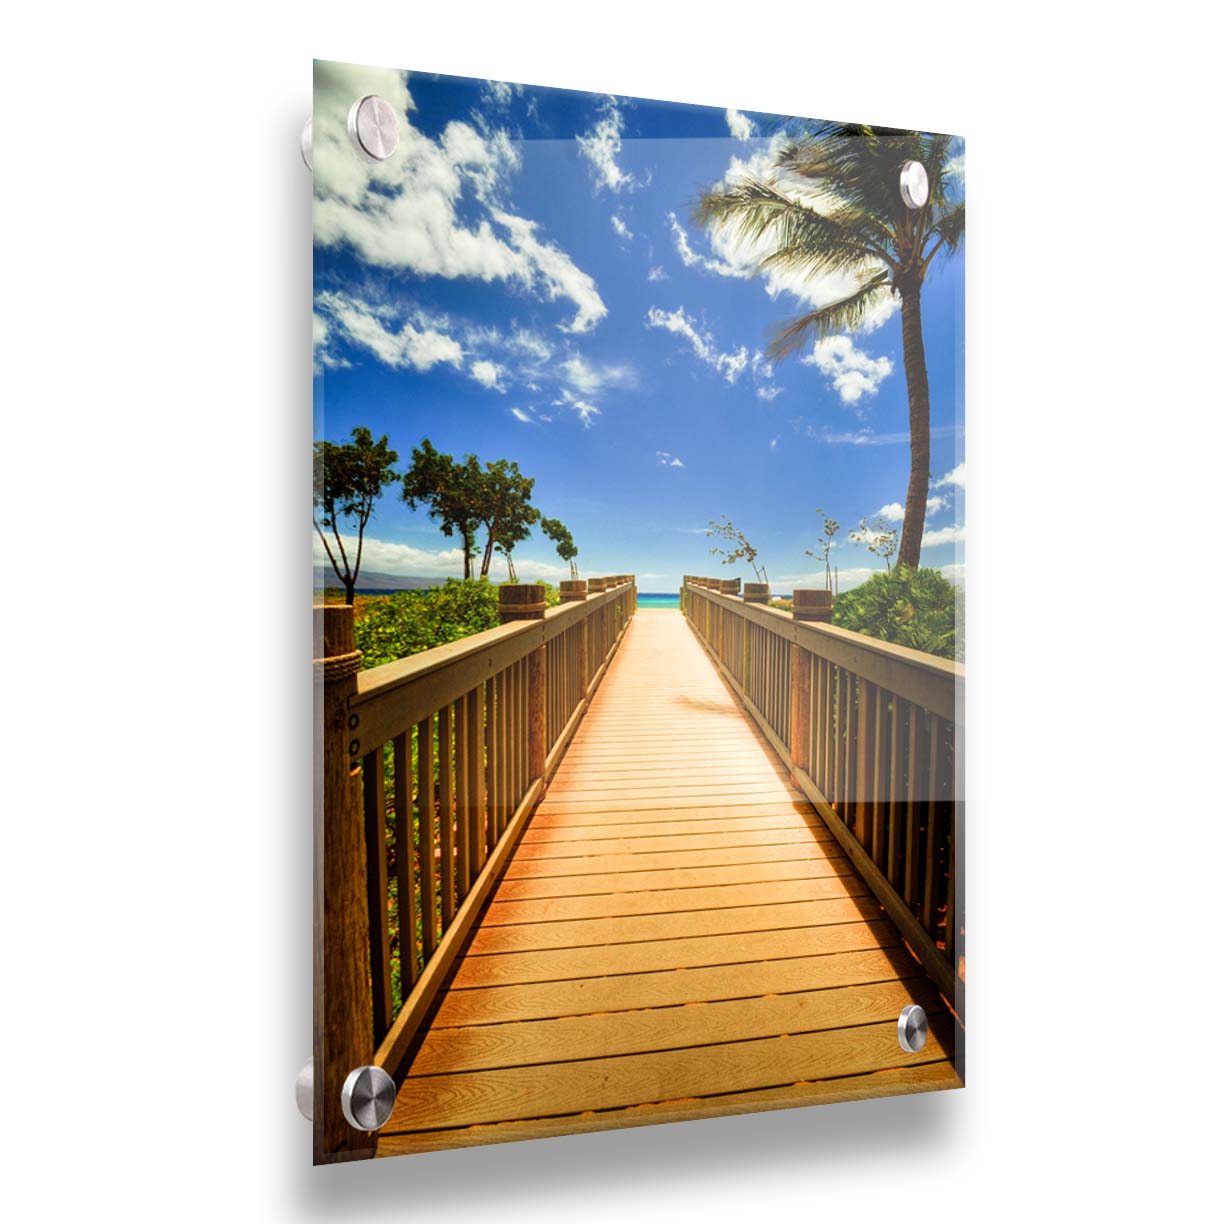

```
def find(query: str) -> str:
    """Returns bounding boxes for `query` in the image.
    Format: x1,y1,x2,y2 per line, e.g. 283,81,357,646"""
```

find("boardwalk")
376,609,960,1155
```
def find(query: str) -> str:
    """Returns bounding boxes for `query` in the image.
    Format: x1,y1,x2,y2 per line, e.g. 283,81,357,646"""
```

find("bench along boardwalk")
313,577,963,1162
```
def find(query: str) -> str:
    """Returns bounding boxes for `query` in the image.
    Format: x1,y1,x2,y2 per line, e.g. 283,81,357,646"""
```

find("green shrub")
354,578,561,668
832,567,963,661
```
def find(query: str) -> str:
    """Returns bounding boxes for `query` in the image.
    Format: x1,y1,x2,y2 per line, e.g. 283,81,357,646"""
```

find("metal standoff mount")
341,1065,398,1131
897,1004,929,1053
295,1057,314,1120
347,95,400,163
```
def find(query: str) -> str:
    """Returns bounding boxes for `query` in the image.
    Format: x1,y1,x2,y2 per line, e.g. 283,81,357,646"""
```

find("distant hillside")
314,568,450,592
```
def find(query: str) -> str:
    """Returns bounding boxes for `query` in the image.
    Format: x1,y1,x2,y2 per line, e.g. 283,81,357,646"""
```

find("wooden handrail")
314,579,636,1160
681,579,963,1014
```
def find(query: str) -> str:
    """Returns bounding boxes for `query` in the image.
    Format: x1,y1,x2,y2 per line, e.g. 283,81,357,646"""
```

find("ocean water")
637,592,681,609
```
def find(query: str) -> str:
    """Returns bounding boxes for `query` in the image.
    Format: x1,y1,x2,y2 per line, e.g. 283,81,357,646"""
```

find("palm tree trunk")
897,283,932,570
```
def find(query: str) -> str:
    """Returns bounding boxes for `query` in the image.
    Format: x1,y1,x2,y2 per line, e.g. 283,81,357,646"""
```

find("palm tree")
695,124,964,569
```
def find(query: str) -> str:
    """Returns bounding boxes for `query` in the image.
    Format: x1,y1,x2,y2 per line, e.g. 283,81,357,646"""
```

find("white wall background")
2,3,1220,1218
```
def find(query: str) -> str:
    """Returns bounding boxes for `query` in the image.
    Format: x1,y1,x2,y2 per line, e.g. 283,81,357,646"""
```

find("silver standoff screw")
300,116,313,171
295,1057,314,1120
341,1065,397,1131
897,1003,929,1053
899,159,929,209
346,96,400,164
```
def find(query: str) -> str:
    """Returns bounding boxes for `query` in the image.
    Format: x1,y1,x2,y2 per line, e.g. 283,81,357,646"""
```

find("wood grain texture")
375,610,959,1158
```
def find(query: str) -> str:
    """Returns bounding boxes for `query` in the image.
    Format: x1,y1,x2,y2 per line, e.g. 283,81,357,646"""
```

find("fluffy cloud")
314,290,463,372
922,524,965,547
645,306,748,384
877,495,948,521
933,462,966,489
470,360,504,391
774,567,884,593
312,62,605,334
553,388,601,427
667,212,750,280
802,335,894,404
757,385,783,402
577,97,636,192
510,407,534,423
656,451,685,468
725,108,755,141
647,265,668,282
315,532,569,582
611,213,633,240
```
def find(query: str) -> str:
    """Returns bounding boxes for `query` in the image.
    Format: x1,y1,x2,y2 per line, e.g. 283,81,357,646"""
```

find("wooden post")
313,605,374,1163
589,576,606,593
743,583,769,604
719,577,741,596
559,579,587,602
498,583,547,622
499,586,548,784
793,589,834,623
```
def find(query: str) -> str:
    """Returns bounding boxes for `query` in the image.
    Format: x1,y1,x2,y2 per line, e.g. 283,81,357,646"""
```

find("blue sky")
313,61,964,593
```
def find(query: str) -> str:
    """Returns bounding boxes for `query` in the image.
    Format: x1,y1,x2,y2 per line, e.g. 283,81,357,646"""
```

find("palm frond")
766,270,892,361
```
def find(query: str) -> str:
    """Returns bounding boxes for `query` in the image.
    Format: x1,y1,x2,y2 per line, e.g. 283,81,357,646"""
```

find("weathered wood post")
499,584,548,786
742,583,769,604
789,591,831,785
561,580,589,694
313,605,374,1163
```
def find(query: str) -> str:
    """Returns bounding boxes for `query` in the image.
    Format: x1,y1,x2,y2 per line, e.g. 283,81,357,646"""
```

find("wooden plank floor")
378,609,961,1155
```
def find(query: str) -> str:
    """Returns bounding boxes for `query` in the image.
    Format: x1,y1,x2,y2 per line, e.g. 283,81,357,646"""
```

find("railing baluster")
923,713,942,935
887,698,904,888
454,692,471,895
465,684,485,880
904,708,924,907
438,703,455,926
392,731,419,993
417,717,437,960
361,748,393,1044
871,684,886,866
856,681,876,854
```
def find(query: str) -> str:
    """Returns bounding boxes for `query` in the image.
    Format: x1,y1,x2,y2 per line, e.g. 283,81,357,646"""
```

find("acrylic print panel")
311,58,965,1163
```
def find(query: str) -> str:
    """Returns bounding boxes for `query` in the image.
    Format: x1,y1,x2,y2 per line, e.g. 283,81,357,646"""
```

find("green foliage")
400,440,483,579
313,426,399,601
354,578,560,669
848,516,899,574
541,516,578,578
832,567,963,661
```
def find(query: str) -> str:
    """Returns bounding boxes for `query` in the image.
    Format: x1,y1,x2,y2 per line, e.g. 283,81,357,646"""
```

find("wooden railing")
312,577,636,1161
682,577,963,1015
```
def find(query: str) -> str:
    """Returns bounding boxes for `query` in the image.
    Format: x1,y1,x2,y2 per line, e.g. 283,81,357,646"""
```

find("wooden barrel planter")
588,577,607,593
792,589,834,623
559,580,587,602
719,578,741,595
498,584,547,623
743,583,770,604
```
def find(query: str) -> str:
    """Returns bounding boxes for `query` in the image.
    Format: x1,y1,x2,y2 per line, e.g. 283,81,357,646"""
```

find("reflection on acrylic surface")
312,59,965,1162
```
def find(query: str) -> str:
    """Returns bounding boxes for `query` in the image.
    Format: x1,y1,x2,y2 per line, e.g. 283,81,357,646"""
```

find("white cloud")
577,97,635,192
802,334,894,404
470,360,504,391
933,462,966,489
769,436,779,452
945,153,965,181
645,306,749,384
757,386,783,402
482,80,519,108
941,563,965,586
611,213,633,241
922,524,965,547
667,212,751,280
725,108,755,141
878,495,947,521
314,290,463,372
510,407,534,423
553,388,601,427
316,531,570,583
311,62,605,334
775,567,884,593
647,265,668,282
656,451,685,468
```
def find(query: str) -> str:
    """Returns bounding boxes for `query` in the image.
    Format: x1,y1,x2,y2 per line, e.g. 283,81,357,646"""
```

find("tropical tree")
695,124,964,569
540,516,579,579
313,426,399,604
474,458,539,579
401,440,482,579
849,516,899,574
707,515,768,584
804,507,841,591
